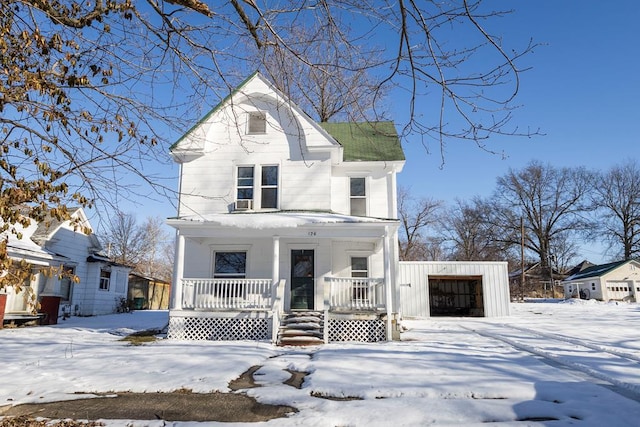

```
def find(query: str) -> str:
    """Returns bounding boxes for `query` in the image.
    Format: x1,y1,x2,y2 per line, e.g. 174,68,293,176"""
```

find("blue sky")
119,1,638,264
400,0,639,200
395,1,639,263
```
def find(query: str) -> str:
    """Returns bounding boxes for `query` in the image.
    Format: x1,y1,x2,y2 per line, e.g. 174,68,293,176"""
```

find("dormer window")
247,112,266,134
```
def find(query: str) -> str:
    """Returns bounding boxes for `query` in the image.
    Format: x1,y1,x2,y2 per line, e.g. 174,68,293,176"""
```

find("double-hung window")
261,165,278,209
350,177,366,216
237,166,254,204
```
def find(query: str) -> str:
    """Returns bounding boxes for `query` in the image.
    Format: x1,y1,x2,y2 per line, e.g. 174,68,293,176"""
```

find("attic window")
248,112,266,134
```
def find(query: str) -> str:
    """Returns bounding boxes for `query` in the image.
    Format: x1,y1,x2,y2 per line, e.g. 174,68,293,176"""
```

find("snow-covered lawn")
2,299,640,426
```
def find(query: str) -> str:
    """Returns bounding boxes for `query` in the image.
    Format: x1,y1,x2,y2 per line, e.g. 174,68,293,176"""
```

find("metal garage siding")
398,261,510,318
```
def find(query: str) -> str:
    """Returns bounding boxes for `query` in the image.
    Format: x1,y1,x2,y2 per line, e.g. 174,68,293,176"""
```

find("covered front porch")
166,212,400,343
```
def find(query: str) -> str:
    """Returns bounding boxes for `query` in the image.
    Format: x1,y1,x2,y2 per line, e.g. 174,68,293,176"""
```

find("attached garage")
398,261,510,318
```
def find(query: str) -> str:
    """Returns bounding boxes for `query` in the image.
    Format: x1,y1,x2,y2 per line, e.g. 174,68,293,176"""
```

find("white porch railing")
181,278,273,310
324,277,385,311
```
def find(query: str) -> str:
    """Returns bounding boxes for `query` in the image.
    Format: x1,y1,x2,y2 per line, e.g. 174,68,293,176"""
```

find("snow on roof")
171,211,395,229
1,220,59,261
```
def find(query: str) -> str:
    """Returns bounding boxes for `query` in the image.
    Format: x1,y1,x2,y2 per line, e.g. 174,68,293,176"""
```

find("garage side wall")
398,261,510,318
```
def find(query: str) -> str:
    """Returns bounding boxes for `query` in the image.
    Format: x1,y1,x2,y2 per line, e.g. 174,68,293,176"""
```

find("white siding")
177,80,338,217
398,261,510,318
330,167,398,218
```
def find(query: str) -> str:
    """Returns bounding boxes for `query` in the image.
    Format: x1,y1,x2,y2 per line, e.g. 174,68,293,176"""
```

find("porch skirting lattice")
168,315,271,341
328,318,386,342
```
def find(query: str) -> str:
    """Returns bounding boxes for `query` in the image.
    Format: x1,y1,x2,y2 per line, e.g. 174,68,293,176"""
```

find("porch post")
171,232,185,310
272,236,280,289
383,226,393,340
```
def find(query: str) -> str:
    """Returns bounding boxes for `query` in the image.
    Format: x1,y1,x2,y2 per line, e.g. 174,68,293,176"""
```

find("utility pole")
520,217,525,302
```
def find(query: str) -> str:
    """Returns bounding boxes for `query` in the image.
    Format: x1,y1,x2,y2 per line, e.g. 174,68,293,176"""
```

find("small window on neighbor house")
237,166,254,201
591,283,596,291
350,177,366,216
214,252,247,278
99,269,111,291
261,165,278,209
60,266,75,301
248,112,266,134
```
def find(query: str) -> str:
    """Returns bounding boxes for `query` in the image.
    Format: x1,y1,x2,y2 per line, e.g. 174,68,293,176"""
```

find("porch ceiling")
167,211,399,239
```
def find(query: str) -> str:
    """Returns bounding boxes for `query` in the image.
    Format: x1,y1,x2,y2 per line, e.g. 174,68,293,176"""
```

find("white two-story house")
167,72,405,344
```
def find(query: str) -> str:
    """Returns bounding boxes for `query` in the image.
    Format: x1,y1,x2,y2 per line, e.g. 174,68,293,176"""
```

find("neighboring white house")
562,259,640,302
398,261,510,318
167,72,406,344
1,208,131,325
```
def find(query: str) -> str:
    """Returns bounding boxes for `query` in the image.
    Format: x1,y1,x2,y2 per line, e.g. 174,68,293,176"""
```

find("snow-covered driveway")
2,299,640,426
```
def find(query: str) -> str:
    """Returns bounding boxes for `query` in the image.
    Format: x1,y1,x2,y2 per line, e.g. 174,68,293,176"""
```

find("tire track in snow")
505,324,640,364
461,324,640,402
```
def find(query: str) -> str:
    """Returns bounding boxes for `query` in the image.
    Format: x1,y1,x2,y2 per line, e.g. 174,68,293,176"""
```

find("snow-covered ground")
2,299,640,426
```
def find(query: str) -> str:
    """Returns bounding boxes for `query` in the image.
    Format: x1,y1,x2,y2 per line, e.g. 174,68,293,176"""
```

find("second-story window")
261,165,278,209
237,166,254,203
350,177,366,216
247,112,266,134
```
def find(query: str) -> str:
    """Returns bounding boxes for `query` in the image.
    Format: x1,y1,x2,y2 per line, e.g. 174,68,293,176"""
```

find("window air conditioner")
235,199,253,211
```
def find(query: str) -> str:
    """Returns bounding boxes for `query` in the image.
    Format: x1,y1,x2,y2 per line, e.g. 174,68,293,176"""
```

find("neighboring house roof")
564,260,595,277
31,207,100,250
563,260,631,281
1,216,67,265
319,121,405,162
129,271,170,285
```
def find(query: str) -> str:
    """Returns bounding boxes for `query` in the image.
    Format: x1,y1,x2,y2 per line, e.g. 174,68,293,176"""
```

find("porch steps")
277,312,324,346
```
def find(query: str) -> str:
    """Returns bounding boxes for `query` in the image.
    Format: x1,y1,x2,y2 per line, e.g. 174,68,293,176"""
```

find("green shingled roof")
319,121,405,162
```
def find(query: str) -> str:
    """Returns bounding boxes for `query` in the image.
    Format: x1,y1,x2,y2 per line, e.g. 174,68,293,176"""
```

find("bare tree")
398,187,444,260
101,213,172,280
0,1,536,290
593,160,640,260
489,161,594,268
259,24,387,123
440,198,509,261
